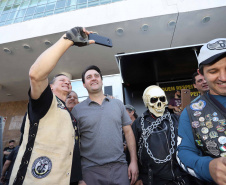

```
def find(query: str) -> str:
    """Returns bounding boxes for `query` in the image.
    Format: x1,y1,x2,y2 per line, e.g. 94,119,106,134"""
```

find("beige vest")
10,96,75,185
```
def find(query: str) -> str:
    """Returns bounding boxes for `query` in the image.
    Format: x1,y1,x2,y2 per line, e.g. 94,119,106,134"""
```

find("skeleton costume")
132,86,191,185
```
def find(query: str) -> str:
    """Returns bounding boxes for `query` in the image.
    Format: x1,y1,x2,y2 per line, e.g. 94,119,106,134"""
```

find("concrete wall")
0,100,28,148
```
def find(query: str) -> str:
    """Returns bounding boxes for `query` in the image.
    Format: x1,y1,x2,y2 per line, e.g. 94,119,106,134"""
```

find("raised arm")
29,27,93,100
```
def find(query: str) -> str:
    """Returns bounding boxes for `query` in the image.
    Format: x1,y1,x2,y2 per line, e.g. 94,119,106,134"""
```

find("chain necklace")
138,111,175,164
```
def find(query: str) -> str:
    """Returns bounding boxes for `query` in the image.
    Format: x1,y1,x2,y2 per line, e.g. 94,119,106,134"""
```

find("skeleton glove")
64,27,89,47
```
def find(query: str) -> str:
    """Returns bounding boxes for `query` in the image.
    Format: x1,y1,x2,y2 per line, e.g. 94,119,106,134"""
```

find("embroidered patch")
190,100,206,111
32,156,52,179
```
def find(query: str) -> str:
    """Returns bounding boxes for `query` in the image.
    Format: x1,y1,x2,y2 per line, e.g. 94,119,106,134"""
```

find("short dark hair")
82,65,103,84
9,140,15,143
192,72,199,84
126,108,138,119
49,74,67,85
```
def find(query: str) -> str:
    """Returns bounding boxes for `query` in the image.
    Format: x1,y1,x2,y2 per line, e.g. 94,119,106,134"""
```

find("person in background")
168,90,182,113
125,104,138,123
1,146,19,185
192,72,209,102
2,140,15,165
66,91,79,111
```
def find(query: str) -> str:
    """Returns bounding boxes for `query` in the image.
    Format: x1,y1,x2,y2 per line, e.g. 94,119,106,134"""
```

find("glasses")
150,96,166,103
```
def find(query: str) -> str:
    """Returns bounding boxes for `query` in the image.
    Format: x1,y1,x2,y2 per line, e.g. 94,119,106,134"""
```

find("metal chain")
138,111,175,164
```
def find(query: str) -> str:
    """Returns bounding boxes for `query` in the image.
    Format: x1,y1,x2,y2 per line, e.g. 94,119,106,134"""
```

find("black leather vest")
187,94,226,158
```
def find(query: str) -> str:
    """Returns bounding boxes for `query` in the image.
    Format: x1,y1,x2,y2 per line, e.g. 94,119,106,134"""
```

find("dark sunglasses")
150,96,166,103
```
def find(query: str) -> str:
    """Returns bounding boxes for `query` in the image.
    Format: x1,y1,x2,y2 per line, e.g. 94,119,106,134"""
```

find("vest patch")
190,100,206,111
32,156,52,179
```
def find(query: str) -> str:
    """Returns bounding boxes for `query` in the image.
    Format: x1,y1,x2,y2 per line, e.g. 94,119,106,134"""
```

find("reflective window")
0,0,123,26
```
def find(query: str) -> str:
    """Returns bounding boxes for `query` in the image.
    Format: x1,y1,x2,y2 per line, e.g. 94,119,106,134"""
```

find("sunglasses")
150,96,166,103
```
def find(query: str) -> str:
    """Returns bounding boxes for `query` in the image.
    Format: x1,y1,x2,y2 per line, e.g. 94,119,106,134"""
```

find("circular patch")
220,152,226,157
219,119,226,126
194,111,202,117
216,125,225,132
203,135,208,140
213,117,219,122
201,127,209,134
32,156,52,179
218,136,226,145
205,114,212,121
192,121,200,128
212,112,218,117
209,131,218,138
206,121,213,129
199,117,205,122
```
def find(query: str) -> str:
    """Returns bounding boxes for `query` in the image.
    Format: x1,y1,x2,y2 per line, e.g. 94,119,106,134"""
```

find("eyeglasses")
150,96,166,103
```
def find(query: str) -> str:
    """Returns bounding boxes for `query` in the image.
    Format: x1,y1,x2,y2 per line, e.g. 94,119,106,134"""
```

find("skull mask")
142,85,168,117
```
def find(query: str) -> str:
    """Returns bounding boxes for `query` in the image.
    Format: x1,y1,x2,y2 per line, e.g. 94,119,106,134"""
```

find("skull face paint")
142,85,168,117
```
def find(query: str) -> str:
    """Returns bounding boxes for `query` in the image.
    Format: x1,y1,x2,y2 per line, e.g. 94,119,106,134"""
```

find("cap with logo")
198,38,226,66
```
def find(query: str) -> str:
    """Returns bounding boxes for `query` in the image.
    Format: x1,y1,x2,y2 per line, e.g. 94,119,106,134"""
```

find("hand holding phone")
88,33,113,47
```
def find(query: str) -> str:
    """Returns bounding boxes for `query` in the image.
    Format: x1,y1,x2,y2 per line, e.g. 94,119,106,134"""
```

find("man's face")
51,75,72,95
126,109,134,120
202,57,226,96
66,92,79,110
175,91,181,98
9,142,15,148
193,74,209,95
83,70,103,93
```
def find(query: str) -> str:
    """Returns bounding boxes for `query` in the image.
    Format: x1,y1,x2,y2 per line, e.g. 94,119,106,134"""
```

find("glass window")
29,0,39,7
19,1,29,9
0,7,4,14
77,3,86,9
65,0,76,7
7,0,15,6
14,0,23,4
0,13,8,22
48,0,57,3
0,0,8,8
54,8,64,13
14,17,23,23
24,15,32,20
45,2,55,11
35,4,45,13
7,10,17,20
55,0,65,9
44,10,53,16
65,5,75,11
11,3,20,11
38,0,48,5
5,19,14,25
88,1,99,7
3,5,12,13
77,0,86,4
33,12,43,18
0,22,5,26
25,6,36,15
100,0,110,4
16,8,26,17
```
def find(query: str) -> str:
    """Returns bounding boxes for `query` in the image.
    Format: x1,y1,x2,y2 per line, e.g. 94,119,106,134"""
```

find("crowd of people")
1,27,226,185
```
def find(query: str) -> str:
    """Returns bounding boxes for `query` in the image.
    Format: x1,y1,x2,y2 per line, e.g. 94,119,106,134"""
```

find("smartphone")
181,89,191,110
88,33,113,47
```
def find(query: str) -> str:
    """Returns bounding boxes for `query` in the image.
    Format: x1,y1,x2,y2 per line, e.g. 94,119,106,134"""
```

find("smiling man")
9,27,94,185
177,38,226,185
72,65,138,185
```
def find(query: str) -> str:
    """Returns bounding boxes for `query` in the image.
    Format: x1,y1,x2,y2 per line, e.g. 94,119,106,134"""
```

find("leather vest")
187,94,226,158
